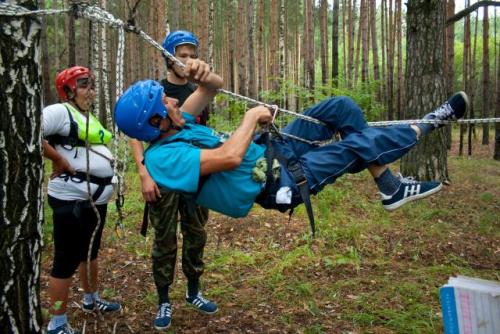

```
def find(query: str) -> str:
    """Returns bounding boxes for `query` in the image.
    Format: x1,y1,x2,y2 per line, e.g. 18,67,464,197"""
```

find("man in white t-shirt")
43,66,121,334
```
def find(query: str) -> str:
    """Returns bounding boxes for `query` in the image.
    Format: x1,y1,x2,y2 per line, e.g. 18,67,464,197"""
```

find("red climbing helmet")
55,66,94,101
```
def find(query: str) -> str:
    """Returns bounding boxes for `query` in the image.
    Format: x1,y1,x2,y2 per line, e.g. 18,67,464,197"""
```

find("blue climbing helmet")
162,30,199,57
114,80,167,142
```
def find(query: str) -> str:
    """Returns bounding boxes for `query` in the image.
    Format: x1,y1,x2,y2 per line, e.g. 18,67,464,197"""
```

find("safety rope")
0,3,70,16
113,27,127,236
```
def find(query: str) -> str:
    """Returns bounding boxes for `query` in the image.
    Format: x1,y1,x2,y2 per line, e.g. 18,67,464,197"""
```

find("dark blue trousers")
275,96,418,195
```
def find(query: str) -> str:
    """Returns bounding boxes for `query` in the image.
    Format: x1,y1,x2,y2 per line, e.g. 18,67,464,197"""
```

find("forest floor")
40,131,499,334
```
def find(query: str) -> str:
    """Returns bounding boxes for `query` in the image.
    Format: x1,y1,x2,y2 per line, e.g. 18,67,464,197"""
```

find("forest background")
1,0,499,333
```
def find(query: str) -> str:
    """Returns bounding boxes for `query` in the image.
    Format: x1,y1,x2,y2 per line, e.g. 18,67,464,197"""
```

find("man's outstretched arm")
200,106,272,175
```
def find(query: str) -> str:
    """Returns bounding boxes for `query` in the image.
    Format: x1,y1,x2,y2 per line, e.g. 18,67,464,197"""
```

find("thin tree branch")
447,1,500,25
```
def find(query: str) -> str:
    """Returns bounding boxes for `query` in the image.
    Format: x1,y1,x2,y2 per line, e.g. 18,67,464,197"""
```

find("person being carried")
115,61,468,235
129,30,217,331
43,66,121,334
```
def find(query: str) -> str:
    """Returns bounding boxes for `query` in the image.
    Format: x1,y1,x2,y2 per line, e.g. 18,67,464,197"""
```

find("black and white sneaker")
380,174,443,211
424,91,469,128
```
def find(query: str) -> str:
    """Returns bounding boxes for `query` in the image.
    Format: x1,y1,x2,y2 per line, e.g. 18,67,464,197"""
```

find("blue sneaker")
186,292,218,314
47,323,80,334
380,174,442,211
424,91,469,127
82,298,121,313
154,302,172,330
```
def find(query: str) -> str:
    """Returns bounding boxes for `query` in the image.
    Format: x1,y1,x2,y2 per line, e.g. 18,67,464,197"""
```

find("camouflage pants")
149,190,208,289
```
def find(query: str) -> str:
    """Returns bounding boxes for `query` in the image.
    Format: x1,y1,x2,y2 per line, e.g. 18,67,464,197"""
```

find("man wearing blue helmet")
128,31,217,331
117,60,468,318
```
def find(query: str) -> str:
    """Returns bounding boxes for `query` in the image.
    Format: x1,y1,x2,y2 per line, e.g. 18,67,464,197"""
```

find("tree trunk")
495,8,500,160
279,0,285,103
66,0,75,66
459,0,470,156
208,0,214,69
40,0,52,106
270,0,279,93
304,0,315,94
481,7,489,145
198,0,209,61
370,0,380,82
381,0,387,115
247,0,256,99
386,0,395,120
353,0,362,84
0,1,44,332
53,0,60,72
342,0,347,82
401,0,448,181
236,0,248,96
332,0,340,86
320,0,328,87
468,11,480,156
395,0,404,120
444,0,455,150
257,0,265,93
227,0,235,92
360,0,369,83
347,0,356,87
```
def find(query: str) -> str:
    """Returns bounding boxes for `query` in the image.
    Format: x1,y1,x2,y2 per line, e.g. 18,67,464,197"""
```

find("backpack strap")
259,132,316,236
287,161,315,237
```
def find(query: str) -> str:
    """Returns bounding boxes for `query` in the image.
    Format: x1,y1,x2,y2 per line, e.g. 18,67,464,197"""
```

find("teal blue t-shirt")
144,113,266,218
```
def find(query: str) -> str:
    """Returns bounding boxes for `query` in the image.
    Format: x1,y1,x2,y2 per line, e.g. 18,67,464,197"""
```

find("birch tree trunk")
401,0,448,181
0,1,44,332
